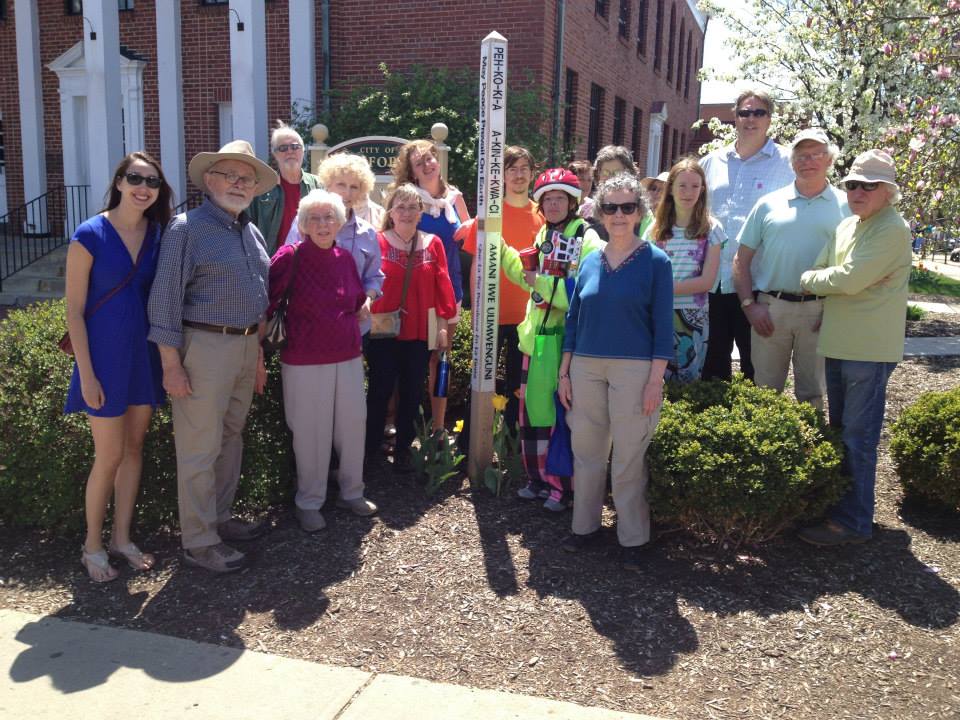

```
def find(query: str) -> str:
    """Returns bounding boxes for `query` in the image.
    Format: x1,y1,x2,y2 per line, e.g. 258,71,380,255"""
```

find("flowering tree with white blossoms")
699,0,959,235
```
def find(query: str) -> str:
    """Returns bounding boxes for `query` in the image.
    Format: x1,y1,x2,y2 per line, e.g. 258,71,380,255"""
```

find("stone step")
1,272,65,295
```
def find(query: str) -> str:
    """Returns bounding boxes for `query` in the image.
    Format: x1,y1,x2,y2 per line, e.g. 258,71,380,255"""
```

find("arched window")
667,3,676,82
654,0,664,71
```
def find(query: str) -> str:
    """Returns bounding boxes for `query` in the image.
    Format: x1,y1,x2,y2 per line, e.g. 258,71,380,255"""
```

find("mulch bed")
906,311,960,338
2,357,959,720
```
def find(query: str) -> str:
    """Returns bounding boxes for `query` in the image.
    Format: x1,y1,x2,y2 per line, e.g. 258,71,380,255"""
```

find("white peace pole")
468,31,507,482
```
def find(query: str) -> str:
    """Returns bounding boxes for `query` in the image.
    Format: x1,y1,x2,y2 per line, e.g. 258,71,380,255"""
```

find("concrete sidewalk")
1,609,663,720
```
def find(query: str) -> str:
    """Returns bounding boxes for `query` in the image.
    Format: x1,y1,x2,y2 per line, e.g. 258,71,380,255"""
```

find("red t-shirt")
462,200,544,326
277,177,301,248
370,232,458,342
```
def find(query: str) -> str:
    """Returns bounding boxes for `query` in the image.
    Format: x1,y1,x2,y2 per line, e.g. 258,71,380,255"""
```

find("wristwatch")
740,296,755,308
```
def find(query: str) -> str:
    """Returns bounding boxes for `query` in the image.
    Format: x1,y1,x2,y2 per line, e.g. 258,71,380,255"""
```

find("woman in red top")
269,189,376,533
366,183,457,473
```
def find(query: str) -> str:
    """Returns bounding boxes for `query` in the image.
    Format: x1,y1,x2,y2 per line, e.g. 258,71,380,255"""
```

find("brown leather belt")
762,290,823,303
183,320,259,336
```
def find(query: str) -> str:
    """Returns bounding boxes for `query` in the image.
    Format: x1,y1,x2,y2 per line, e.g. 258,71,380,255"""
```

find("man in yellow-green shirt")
798,150,911,546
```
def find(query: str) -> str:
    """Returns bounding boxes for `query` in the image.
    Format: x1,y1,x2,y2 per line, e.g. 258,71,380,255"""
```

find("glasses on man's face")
122,172,163,189
844,180,881,192
795,150,828,163
274,143,303,153
208,170,258,189
736,108,769,118
599,201,640,216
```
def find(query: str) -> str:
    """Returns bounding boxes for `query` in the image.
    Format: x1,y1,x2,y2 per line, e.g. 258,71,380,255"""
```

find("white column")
14,0,47,203
288,0,316,115
647,104,669,175
83,0,123,204
156,0,186,204
230,0,269,159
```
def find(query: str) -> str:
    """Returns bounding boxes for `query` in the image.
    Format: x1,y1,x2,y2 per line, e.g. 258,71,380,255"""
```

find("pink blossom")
935,65,952,80
912,51,924,62
934,191,944,202
916,179,926,190
950,0,960,9
894,101,908,114
929,15,940,26
939,114,959,128
882,42,894,57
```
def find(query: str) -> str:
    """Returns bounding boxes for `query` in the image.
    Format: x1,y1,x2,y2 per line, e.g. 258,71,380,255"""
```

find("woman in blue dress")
392,140,470,434
64,152,172,582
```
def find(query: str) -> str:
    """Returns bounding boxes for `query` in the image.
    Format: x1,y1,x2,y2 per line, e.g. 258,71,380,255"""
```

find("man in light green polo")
732,128,850,409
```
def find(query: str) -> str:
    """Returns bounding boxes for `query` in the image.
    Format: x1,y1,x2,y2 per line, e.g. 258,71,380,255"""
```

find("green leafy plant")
411,409,465,495
0,300,294,532
890,388,960,511
648,376,847,546
482,394,523,496
906,303,926,321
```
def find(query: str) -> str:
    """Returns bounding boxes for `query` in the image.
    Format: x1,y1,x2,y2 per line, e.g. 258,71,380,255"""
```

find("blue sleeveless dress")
418,202,464,304
64,215,165,417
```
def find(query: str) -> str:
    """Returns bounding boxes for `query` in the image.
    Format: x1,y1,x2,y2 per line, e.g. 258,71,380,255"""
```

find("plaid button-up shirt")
148,198,270,348
700,138,795,293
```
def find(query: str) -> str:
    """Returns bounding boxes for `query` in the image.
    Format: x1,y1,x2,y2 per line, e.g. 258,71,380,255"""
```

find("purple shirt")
268,241,366,365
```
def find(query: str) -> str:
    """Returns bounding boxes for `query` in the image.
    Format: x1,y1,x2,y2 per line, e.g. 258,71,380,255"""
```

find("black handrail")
0,186,90,293
174,192,204,215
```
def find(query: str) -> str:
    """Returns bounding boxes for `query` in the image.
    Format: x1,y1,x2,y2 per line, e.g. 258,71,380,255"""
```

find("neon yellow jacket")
501,218,606,356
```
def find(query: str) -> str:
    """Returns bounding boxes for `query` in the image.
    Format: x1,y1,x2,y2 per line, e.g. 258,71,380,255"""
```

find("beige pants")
752,293,825,409
172,329,259,550
567,356,660,547
281,358,366,510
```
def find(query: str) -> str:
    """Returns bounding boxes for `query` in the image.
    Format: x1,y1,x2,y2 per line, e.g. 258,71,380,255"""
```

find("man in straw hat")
797,149,911,546
148,140,279,572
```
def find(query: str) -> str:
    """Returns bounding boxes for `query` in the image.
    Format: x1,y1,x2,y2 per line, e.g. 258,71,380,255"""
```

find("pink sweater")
268,241,366,365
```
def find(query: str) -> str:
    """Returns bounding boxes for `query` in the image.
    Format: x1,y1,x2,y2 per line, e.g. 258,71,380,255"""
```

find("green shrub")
0,300,294,533
906,303,925,321
648,376,847,546
890,388,960,511
447,309,473,415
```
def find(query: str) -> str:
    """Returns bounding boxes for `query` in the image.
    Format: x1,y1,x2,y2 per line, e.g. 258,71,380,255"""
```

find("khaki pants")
172,329,259,550
281,358,366,510
567,356,660,547
752,293,825,410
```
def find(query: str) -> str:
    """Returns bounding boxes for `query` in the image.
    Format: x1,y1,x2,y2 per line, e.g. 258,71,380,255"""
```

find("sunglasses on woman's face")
844,180,880,192
123,172,163,189
599,201,640,216
736,108,769,118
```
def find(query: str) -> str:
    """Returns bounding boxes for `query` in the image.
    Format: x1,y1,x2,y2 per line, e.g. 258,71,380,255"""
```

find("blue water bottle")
434,351,450,398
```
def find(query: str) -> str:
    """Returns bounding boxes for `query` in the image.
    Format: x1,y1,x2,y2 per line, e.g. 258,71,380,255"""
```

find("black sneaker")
393,450,415,474
621,544,650,571
561,530,604,553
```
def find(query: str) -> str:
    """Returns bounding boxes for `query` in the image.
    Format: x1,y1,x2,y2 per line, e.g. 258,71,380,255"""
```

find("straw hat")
840,149,898,189
640,171,669,190
188,140,279,196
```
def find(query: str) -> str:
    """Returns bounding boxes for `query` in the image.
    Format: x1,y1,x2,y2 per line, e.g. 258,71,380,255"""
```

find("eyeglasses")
274,143,303,153
304,213,340,225
599,201,640,216
736,108,769,118
844,180,881,192
122,172,163,189
794,150,828,163
208,170,258,189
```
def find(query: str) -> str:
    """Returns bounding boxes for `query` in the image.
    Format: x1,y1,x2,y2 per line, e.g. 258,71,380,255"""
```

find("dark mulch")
906,311,960,338
2,358,960,720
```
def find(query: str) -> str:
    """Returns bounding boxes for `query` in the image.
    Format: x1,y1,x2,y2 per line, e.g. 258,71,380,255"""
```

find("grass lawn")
910,269,960,298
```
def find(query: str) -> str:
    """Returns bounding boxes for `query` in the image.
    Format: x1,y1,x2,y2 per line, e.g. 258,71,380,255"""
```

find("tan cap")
640,171,670,189
841,149,898,188
188,140,279,196
791,127,830,148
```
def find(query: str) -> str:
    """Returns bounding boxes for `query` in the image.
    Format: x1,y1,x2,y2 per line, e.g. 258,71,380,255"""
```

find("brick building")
0,0,705,218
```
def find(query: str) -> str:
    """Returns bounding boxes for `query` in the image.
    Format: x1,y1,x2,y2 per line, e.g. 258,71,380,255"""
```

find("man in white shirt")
700,89,795,381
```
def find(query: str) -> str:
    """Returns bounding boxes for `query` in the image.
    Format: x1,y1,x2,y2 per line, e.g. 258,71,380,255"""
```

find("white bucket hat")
840,149,898,190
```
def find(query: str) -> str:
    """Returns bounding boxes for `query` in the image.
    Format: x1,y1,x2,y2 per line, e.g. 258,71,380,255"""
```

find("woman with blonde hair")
391,140,469,434
644,158,724,383
64,151,172,581
286,153,385,344
366,183,457,472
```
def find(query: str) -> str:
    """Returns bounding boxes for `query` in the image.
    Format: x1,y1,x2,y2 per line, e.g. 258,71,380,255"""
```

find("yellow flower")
453,419,465,433
492,394,508,412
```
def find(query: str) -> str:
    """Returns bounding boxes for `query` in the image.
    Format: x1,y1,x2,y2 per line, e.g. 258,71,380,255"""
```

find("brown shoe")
336,496,378,517
797,520,870,547
217,517,267,542
183,542,246,573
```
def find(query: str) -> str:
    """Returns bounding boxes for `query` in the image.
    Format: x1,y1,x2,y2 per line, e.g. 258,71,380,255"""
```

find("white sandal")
81,547,119,583
108,541,156,571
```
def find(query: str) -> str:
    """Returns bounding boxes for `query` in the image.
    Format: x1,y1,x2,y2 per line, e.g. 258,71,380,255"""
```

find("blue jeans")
825,358,897,538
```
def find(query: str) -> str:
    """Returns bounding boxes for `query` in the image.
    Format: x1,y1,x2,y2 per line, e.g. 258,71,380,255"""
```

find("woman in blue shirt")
557,173,673,570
